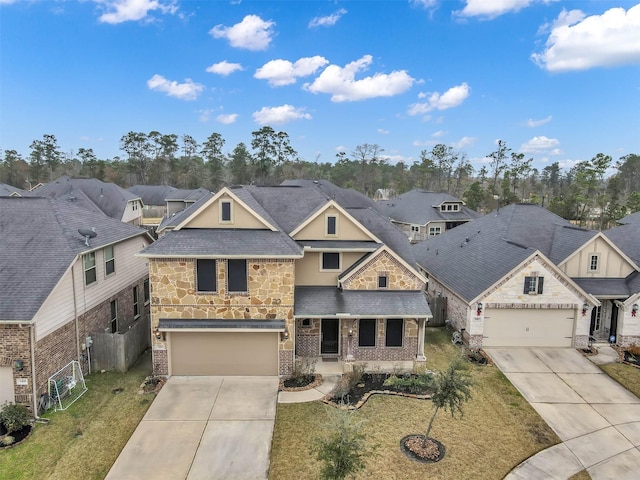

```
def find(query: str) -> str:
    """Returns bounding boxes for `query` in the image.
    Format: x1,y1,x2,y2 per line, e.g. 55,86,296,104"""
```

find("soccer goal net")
46,360,87,412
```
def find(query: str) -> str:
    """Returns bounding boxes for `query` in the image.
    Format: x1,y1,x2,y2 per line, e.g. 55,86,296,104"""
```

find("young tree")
313,407,375,480
487,140,511,194
120,131,153,185
229,142,251,185
201,132,226,190
251,126,297,184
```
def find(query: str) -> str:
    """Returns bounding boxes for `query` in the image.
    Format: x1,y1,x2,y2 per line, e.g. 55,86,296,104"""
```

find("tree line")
1,128,638,230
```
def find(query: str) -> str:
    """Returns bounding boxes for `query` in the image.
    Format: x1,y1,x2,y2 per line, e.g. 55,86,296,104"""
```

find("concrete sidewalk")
277,374,340,403
486,348,640,480
106,376,279,480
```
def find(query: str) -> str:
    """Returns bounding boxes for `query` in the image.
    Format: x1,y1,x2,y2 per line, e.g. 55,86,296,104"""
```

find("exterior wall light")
280,328,289,341
476,302,483,316
582,303,589,316
14,359,24,371
153,326,161,339
633,304,639,317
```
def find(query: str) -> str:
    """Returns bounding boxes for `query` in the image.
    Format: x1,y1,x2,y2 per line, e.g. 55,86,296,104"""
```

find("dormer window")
326,214,338,236
220,200,232,223
589,254,599,272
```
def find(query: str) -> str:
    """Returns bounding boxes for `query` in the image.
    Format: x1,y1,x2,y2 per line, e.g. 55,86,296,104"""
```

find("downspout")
29,324,40,420
71,261,82,369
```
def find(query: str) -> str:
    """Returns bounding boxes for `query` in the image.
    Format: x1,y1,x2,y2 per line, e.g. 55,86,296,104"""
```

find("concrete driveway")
105,376,279,480
485,348,640,480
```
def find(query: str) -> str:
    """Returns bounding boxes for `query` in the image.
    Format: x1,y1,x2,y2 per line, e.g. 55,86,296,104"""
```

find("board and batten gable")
292,204,375,242
178,193,268,230
560,235,636,278
33,235,151,341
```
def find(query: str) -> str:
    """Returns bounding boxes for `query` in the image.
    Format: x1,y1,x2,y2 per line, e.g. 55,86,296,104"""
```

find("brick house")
0,197,152,411
141,180,431,377
413,203,640,349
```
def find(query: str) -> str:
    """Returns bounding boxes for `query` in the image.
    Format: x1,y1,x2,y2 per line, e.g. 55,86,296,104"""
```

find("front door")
321,319,339,355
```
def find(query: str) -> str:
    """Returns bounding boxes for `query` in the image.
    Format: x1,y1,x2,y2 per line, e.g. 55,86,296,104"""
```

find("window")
429,226,442,236
84,252,96,285
326,215,337,236
524,276,544,295
104,245,115,276
589,254,599,272
452,204,459,211
410,225,420,232
593,305,602,331
440,205,446,212
220,200,232,222
359,319,376,347
378,275,388,289
227,259,247,293
143,278,150,304
385,319,403,347
196,259,217,292
110,300,117,333
321,252,341,271
133,286,139,318
301,318,312,328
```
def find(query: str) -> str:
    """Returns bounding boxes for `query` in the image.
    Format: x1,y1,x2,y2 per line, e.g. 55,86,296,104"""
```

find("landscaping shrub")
289,358,317,386
0,403,31,434
383,372,435,394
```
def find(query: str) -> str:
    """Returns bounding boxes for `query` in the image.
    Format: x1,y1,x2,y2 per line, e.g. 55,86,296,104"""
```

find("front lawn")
600,362,640,398
0,352,154,480
269,328,560,480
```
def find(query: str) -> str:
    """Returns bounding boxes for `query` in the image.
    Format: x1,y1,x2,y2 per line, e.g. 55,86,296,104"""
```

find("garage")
482,309,575,347
169,331,279,376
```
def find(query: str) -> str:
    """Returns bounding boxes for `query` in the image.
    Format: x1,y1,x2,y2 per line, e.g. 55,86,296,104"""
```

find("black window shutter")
523,277,531,294
537,277,544,294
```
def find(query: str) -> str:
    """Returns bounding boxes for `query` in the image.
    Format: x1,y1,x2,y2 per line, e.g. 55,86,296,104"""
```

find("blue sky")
1,0,639,175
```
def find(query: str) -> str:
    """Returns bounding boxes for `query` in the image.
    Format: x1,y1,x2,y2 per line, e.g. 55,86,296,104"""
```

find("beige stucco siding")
561,236,635,278
183,194,267,229
293,206,373,241
295,251,366,286
34,235,150,341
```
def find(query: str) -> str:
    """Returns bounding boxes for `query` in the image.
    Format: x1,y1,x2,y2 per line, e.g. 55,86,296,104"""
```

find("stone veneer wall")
341,250,424,291
149,258,295,375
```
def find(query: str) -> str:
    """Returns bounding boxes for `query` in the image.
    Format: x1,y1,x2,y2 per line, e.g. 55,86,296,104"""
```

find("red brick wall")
0,324,32,407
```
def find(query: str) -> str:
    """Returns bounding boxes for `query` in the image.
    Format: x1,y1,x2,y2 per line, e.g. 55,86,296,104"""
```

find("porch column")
416,318,426,361
346,319,355,362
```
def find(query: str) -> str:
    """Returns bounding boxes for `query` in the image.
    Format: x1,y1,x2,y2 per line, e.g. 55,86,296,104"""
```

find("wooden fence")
427,295,448,327
91,316,150,373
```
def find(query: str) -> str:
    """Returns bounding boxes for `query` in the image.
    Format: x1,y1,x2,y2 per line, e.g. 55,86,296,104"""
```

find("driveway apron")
106,376,279,480
486,348,640,480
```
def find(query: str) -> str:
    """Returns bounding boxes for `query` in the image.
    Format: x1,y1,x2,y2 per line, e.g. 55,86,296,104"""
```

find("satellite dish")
78,227,97,247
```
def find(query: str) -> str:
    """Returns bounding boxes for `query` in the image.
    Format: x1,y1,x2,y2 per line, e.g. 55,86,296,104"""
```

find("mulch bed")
400,435,446,463
280,374,323,392
323,373,433,409
139,376,166,394
622,351,640,368
0,424,33,449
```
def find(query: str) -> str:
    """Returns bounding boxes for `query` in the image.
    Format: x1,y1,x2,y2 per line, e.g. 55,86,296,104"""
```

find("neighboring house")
0,183,26,197
140,180,431,377
378,189,480,243
413,203,640,349
127,185,209,228
26,176,143,226
618,211,640,226
0,197,152,411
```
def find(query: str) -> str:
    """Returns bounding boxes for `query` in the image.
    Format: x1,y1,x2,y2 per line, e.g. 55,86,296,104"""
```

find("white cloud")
198,109,213,122
532,5,640,72
432,130,446,138
408,82,470,116
410,0,438,9
147,74,204,100
96,0,177,24
303,55,415,102
206,61,244,76
526,115,552,127
216,113,239,124
308,8,347,28
252,105,312,125
452,136,477,149
412,139,436,147
520,136,561,154
378,128,390,135
454,0,553,20
255,56,329,87
210,15,275,51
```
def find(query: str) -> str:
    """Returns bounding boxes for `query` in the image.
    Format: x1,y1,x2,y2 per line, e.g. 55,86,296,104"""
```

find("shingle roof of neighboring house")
377,189,480,225
158,191,215,230
294,286,431,317
281,179,381,212
0,183,26,196
604,221,640,266
617,211,640,225
127,185,193,206
413,203,588,302
140,228,302,257
26,176,140,221
0,197,149,321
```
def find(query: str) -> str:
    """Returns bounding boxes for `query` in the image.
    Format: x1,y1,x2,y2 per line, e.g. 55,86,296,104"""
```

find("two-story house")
0,197,152,411
378,189,480,243
141,180,431,377
413,203,640,349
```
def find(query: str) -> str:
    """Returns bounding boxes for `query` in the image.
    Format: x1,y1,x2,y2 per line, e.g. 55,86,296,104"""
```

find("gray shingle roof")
605,223,640,266
618,211,640,225
141,228,303,257
27,176,140,221
294,286,431,317
158,191,215,230
0,183,26,196
0,197,149,321
377,189,480,225
413,203,585,302
572,278,632,297
127,185,202,206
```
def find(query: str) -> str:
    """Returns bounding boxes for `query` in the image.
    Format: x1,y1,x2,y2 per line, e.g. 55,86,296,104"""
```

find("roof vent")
78,227,97,247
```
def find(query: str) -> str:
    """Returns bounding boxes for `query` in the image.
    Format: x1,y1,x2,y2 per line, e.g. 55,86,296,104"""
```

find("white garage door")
483,309,575,347
169,332,279,376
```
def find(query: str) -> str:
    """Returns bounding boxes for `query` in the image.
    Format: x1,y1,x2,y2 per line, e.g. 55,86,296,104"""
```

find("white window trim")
133,285,140,319
319,252,342,272
84,252,97,286
428,226,442,236
325,214,338,237
219,199,233,224
143,278,150,306
589,253,600,272
104,245,115,277
378,274,389,289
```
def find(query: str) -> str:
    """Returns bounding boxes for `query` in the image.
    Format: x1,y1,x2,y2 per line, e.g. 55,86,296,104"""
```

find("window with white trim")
143,278,150,304
321,252,341,271
104,245,115,276
84,252,96,285
326,215,337,236
589,254,599,272
524,275,544,295
220,200,232,223
429,226,442,236
133,285,140,318
378,275,388,289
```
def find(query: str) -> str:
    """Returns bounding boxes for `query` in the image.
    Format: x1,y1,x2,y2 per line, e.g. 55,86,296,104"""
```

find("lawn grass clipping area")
269,328,560,480
0,352,154,480
600,362,640,398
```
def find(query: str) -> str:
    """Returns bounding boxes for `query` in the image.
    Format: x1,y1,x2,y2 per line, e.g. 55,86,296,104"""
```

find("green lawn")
0,352,154,480
269,328,560,480
600,362,640,398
